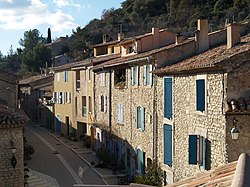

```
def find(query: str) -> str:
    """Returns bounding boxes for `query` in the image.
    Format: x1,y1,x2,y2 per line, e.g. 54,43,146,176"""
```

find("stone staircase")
27,169,60,187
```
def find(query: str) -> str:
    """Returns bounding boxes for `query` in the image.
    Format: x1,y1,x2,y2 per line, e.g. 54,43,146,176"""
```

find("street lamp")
10,140,17,168
231,117,239,140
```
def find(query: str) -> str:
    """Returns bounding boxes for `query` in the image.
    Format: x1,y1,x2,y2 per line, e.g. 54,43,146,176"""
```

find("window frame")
196,75,207,114
136,106,145,131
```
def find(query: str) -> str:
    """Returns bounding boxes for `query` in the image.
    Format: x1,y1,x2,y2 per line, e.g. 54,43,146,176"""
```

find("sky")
0,0,124,56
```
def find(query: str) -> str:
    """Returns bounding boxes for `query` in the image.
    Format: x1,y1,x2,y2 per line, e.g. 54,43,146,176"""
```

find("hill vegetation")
0,0,249,76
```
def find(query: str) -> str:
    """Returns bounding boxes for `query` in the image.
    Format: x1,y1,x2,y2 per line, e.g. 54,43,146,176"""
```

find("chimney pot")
196,19,209,53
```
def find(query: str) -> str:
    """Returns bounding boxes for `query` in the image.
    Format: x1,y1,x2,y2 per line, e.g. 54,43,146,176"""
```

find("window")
82,96,87,117
127,45,136,54
136,106,145,131
99,95,107,112
89,96,92,113
114,68,126,88
131,66,139,86
100,72,106,86
143,64,153,86
56,72,60,82
111,46,115,53
118,103,123,124
196,78,206,112
164,77,173,119
135,148,145,174
57,92,64,104
76,70,80,90
164,124,172,166
88,68,91,81
66,92,71,103
63,71,68,82
189,135,207,169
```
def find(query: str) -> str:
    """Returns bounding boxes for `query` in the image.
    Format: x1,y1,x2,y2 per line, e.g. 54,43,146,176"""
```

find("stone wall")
0,126,24,187
156,72,228,182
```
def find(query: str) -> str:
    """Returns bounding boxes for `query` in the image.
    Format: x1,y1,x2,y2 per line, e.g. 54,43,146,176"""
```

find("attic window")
114,68,126,88
127,45,135,54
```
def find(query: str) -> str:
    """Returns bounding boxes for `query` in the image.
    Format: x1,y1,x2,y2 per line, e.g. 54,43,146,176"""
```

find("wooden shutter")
53,92,56,103
189,135,198,164
143,65,147,86
131,67,134,86
135,107,138,128
164,124,172,166
104,95,107,112
56,92,59,103
120,103,123,123
135,148,138,170
202,137,206,170
141,151,145,175
136,66,139,86
99,96,102,111
196,79,205,112
68,92,71,103
149,64,153,86
141,107,145,131
164,78,173,119
62,92,65,104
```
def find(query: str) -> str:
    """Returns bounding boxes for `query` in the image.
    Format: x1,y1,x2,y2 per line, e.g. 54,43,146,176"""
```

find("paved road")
25,123,105,187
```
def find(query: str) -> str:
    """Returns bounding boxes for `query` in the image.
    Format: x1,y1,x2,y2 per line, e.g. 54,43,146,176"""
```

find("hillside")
69,0,250,60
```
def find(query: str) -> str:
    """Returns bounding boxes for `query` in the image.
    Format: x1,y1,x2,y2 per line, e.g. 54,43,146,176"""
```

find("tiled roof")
154,34,250,75
168,161,237,187
92,40,120,47
19,74,52,85
0,106,29,128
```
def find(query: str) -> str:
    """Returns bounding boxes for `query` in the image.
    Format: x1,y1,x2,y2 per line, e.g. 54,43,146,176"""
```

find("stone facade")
0,107,28,187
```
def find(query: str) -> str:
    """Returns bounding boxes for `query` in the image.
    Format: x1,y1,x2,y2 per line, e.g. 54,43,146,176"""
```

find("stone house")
153,23,250,184
45,36,71,56
19,72,53,124
0,70,19,109
52,53,74,67
93,27,177,178
0,106,29,186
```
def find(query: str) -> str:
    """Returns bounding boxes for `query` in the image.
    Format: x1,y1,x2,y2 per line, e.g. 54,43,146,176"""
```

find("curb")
48,132,110,185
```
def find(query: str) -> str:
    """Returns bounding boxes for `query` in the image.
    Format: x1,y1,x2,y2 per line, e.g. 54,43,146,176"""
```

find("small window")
76,70,80,90
118,103,123,124
66,92,71,103
189,135,207,169
127,45,135,54
131,66,139,86
135,148,145,174
88,68,92,81
57,72,60,82
143,64,153,86
82,96,87,117
111,46,115,53
63,71,68,82
100,72,106,86
136,106,145,131
99,95,107,113
196,78,206,112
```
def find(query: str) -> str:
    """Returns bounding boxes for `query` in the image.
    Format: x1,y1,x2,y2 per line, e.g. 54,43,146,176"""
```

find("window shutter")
121,103,123,123
56,92,59,103
99,96,102,111
62,92,65,104
149,64,153,86
164,124,172,166
52,92,56,103
135,108,138,128
196,79,205,112
103,73,106,86
104,96,107,112
131,67,134,86
141,107,145,131
202,137,206,170
189,135,198,164
141,151,145,175
63,71,65,82
164,78,173,119
66,71,68,82
135,149,138,170
136,66,139,86
68,92,71,103
118,103,121,123
57,72,60,82
143,65,147,86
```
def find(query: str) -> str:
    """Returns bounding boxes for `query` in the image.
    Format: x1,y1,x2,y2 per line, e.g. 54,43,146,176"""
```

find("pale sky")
0,0,124,56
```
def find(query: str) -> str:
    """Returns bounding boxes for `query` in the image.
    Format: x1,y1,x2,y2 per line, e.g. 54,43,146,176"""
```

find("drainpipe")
153,63,157,161
109,69,112,135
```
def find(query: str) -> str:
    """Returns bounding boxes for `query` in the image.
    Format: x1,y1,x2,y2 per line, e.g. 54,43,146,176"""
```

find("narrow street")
25,123,106,187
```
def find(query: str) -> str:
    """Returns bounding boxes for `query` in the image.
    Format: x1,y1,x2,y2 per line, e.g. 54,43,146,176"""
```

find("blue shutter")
135,149,138,170
136,66,139,86
196,79,205,112
164,78,173,119
141,107,145,131
164,124,172,166
189,135,198,164
149,64,153,86
143,65,147,86
135,108,138,128
119,142,123,160
131,67,134,86
141,151,145,175
66,71,68,81
202,137,206,170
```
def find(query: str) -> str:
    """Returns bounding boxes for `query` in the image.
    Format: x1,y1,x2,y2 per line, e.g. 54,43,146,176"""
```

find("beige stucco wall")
54,70,75,135
157,72,228,182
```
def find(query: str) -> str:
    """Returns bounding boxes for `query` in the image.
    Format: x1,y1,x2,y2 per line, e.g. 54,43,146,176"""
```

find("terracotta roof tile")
19,74,53,85
154,34,250,74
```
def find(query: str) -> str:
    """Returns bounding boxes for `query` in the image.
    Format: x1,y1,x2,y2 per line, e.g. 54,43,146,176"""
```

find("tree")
19,29,45,51
47,28,52,44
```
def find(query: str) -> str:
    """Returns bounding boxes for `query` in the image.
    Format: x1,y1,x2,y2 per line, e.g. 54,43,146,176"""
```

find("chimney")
118,33,124,41
175,33,185,45
152,27,160,48
103,34,109,43
195,19,209,53
227,23,241,49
